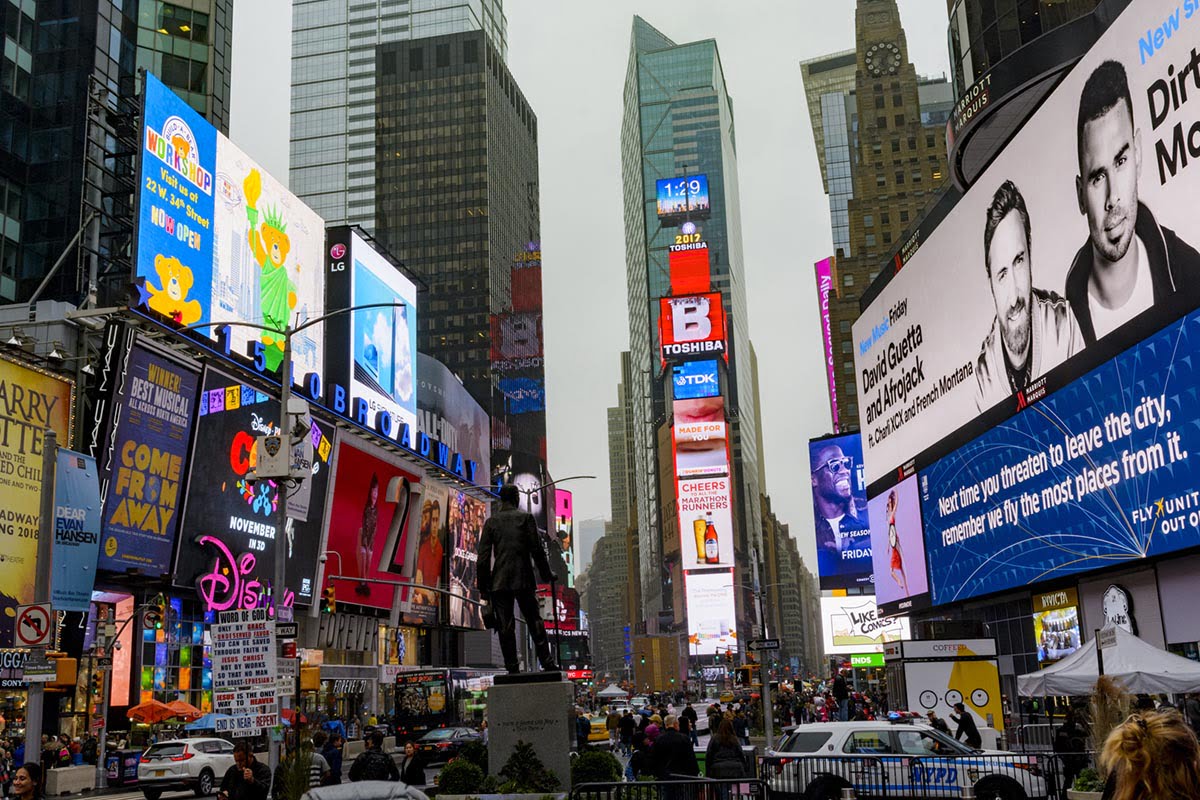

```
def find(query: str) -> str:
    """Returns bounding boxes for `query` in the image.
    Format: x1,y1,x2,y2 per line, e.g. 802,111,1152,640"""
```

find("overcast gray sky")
230,1,951,569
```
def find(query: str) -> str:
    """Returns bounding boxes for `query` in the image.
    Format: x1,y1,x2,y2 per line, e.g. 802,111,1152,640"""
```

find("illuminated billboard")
668,240,710,295
672,360,720,401
820,596,910,655
853,0,1200,487
808,433,872,591
685,569,736,656
555,489,574,587
814,257,839,431
655,174,711,224
416,353,491,475
447,491,488,629
325,227,418,439
673,397,728,479
674,396,735,571
659,293,726,366
869,473,929,615
135,73,325,377
1032,588,1081,664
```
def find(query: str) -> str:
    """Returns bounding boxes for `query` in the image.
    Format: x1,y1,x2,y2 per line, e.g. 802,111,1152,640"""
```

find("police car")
764,716,1047,800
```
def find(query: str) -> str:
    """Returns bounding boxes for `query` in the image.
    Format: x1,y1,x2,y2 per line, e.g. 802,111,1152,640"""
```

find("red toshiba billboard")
659,293,727,367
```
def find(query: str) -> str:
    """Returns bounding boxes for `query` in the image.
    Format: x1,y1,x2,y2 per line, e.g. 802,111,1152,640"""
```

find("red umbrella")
166,700,203,722
127,700,175,725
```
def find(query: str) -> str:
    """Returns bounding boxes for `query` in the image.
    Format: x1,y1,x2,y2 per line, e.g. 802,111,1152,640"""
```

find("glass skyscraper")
290,0,506,230
621,17,762,636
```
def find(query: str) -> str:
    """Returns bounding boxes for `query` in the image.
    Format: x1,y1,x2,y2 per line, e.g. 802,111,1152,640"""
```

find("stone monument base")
488,672,573,788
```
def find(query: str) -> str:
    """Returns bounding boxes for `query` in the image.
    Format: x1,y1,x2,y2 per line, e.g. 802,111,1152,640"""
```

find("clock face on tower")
865,41,901,77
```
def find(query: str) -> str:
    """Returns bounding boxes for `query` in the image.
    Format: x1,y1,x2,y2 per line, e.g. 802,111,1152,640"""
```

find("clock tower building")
828,0,949,430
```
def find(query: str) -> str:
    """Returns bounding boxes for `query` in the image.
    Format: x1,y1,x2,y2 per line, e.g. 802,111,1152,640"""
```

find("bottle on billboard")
704,512,719,564
693,517,707,564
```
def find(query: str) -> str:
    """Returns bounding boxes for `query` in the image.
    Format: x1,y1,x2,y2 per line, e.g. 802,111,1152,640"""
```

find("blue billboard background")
135,73,217,328
672,360,720,400
99,345,198,575
809,433,873,590
921,308,1200,606
51,451,102,612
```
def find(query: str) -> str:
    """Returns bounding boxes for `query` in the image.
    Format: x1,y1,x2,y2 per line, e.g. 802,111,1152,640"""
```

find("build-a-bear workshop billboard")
132,74,480,487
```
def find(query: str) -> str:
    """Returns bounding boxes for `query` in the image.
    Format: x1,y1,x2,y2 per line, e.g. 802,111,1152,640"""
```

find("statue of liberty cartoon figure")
243,168,296,372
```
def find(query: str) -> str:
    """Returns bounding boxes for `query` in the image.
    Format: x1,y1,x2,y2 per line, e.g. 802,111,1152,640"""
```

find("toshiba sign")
659,293,727,366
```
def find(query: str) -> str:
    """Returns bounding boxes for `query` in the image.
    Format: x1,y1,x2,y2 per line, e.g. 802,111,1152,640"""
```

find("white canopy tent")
1018,624,1200,696
596,683,629,699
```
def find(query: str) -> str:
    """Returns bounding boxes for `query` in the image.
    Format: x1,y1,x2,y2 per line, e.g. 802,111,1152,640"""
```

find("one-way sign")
748,638,780,652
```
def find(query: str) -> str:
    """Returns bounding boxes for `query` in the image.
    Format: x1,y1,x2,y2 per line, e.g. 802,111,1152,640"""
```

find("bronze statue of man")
477,484,560,674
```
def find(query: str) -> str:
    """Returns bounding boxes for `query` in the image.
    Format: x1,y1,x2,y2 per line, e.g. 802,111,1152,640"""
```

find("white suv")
765,720,1048,800
138,737,236,799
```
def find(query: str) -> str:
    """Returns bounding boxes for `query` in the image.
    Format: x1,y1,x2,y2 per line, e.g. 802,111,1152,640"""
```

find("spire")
631,16,675,55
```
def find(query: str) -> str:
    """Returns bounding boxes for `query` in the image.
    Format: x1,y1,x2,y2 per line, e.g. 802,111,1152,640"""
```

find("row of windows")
863,209,911,227
873,93,906,110
0,54,29,102
3,3,33,52
139,1,211,45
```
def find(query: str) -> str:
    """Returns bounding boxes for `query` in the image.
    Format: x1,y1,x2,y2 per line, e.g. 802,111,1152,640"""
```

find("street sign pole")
25,429,57,767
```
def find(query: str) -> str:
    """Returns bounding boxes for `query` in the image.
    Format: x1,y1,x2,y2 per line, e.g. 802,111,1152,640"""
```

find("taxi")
764,714,1047,800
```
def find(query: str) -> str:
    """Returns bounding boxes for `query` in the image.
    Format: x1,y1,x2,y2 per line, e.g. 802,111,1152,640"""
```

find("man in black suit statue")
477,484,560,674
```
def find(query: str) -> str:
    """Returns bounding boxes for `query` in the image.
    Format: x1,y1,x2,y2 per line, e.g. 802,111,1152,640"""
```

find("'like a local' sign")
212,608,277,733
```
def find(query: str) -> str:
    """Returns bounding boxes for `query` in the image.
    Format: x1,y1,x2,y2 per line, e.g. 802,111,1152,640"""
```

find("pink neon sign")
196,534,294,616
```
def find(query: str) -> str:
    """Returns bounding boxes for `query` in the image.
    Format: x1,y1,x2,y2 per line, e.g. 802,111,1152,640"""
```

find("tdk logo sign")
672,360,720,400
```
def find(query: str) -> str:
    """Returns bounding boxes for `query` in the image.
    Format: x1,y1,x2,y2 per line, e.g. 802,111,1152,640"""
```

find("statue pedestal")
488,672,573,788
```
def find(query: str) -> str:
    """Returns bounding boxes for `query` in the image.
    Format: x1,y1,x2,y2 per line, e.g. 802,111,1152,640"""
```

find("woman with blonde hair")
1099,708,1200,800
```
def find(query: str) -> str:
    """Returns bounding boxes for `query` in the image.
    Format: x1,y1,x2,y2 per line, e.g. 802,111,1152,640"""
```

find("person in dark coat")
681,704,699,746
217,743,271,800
650,715,700,780
316,732,342,785
477,484,559,674
575,710,591,752
347,731,398,782
950,703,983,749
705,719,749,779
397,742,426,787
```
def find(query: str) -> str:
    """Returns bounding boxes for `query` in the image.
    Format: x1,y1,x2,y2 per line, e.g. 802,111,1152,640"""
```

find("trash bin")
107,749,141,786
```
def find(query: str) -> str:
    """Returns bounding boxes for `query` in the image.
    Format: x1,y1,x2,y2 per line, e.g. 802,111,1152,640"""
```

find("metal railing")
758,751,1096,799
571,778,766,800
1008,724,1056,752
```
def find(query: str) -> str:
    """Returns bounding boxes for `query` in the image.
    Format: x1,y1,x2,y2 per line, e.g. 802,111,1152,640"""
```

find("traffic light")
90,671,104,699
320,584,336,615
725,650,733,664
143,594,165,630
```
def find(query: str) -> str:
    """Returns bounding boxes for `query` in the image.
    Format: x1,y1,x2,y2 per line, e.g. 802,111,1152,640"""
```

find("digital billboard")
95,341,199,576
659,293,727,366
814,257,839,432
490,312,543,369
852,0,1200,487
869,473,929,615
809,433,872,591
0,356,73,643
672,360,720,400
325,227,418,439
918,296,1200,605
416,353,490,476
678,476,735,569
176,369,333,609
1033,588,1081,664
447,491,488,629
555,489,574,587
322,439,422,611
498,377,546,414
820,596,910,655
668,241,710,295
655,174,711,224
135,73,325,377
685,569,736,656
673,397,728,478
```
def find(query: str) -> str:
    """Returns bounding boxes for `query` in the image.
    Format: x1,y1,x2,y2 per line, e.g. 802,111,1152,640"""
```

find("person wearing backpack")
705,719,749,779
347,731,398,782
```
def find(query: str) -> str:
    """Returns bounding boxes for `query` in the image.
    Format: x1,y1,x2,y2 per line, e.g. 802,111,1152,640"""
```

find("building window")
409,47,423,71
864,234,876,247
883,232,892,244
876,175,886,187
875,95,885,109
843,273,855,287
892,93,903,107
912,170,922,183
863,214,874,227
876,116,886,129
841,340,852,353
871,142,882,156
436,43,450,68
843,361,854,374
381,50,396,74
908,136,917,150
895,171,905,185
464,39,479,63
881,211,890,225
900,209,910,222
927,134,936,148
839,320,850,333
894,114,905,127
849,403,858,417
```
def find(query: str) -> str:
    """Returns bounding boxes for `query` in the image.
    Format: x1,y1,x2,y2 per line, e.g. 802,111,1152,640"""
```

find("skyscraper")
621,17,762,641
290,0,506,229
0,0,232,303
822,0,951,430
800,50,858,258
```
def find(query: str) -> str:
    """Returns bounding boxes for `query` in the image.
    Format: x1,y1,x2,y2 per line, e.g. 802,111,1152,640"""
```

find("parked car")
138,737,236,800
588,715,610,745
414,727,482,764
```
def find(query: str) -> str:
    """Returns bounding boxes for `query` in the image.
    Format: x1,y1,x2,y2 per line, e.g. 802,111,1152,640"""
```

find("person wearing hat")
949,703,982,749
926,710,951,735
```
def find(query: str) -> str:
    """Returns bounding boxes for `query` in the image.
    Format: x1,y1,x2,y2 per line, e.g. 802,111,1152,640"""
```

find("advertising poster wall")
447,491,487,629
405,482,448,626
852,0,1200,487
176,369,332,609
323,439,422,611
809,434,872,590
416,353,490,474
814,257,839,431
821,596,910,655
902,656,1004,733
869,473,929,614
136,73,325,377
0,356,73,642
659,294,727,365
685,569,736,656
97,343,198,575
51,451,102,612
325,228,418,439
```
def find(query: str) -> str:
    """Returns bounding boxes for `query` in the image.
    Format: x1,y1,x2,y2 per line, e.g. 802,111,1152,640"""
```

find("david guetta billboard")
0,355,73,642
920,299,1200,606
176,369,334,609
325,227,418,439
852,0,1200,487
659,293,727,366
809,433,872,591
91,333,199,576
134,73,325,378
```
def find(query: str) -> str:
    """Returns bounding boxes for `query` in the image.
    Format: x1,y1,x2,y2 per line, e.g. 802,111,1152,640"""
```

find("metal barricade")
1010,724,1055,752
571,777,766,800
759,755,891,800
